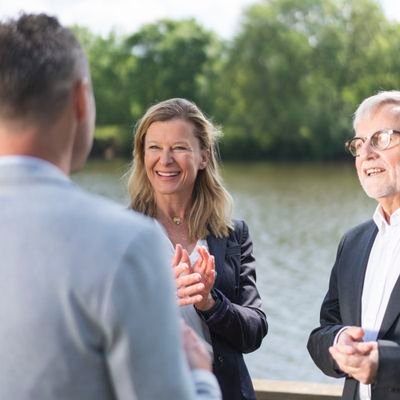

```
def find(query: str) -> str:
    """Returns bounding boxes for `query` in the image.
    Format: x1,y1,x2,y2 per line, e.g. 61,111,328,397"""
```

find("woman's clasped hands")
172,244,216,310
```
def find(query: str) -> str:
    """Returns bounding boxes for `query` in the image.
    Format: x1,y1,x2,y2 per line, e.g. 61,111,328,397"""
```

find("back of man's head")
0,13,88,125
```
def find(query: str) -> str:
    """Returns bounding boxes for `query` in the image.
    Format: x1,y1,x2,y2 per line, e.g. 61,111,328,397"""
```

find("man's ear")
73,78,90,121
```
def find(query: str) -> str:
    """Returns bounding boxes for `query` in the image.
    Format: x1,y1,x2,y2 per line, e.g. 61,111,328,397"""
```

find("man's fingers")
330,345,364,369
334,343,359,355
354,341,377,355
343,326,365,342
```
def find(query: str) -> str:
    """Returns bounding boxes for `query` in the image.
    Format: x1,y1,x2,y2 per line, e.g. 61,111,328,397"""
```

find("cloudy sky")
0,0,398,38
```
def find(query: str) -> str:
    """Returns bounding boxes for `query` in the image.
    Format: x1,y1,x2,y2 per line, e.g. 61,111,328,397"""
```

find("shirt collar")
373,204,400,232
0,155,52,167
0,155,70,182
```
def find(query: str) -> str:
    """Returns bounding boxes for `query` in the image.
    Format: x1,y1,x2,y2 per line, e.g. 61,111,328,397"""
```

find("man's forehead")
373,103,400,119
356,103,400,130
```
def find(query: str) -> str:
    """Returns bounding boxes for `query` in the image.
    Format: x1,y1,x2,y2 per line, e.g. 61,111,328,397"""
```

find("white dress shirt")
359,206,400,399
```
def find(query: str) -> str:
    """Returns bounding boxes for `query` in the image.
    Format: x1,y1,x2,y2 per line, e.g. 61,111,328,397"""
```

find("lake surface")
73,159,375,384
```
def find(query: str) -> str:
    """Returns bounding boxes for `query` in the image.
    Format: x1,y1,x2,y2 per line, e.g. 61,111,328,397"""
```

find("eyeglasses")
345,129,400,157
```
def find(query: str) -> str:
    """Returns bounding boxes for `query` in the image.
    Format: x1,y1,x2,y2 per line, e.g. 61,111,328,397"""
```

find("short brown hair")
0,13,87,122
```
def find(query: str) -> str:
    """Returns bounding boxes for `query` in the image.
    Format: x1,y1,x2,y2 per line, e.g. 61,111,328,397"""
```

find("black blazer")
198,219,268,400
308,220,400,399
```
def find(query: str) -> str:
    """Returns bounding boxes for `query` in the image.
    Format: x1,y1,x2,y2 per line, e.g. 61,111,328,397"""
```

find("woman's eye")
174,146,188,151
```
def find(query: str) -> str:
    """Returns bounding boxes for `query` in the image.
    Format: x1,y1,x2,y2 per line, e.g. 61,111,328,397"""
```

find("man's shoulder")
66,186,159,240
344,219,376,242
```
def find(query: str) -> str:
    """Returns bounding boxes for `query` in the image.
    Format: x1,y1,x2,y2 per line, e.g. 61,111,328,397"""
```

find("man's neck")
0,119,72,175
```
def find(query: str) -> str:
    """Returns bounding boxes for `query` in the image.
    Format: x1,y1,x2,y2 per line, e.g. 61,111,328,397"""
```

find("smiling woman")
125,98,268,400
144,118,208,223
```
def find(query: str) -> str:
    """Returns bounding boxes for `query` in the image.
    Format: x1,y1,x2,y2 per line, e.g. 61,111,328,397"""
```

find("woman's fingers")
178,294,203,307
205,255,215,280
174,247,215,306
181,248,191,265
174,262,190,278
172,244,183,267
176,272,203,290
193,246,208,275
176,272,205,306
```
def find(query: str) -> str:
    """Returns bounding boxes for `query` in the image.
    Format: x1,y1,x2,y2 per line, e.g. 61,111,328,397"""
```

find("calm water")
73,159,375,384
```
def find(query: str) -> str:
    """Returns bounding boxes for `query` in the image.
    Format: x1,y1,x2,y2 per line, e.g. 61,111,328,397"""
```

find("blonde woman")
126,98,267,400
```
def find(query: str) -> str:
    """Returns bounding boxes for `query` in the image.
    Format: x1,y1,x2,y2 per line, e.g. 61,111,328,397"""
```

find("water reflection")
73,160,375,383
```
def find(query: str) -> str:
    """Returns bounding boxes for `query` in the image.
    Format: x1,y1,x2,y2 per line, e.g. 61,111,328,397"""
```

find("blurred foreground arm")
103,223,220,399
182,322,221,399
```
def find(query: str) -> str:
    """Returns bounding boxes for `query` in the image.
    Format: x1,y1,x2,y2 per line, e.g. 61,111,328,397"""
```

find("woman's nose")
160,149,173,165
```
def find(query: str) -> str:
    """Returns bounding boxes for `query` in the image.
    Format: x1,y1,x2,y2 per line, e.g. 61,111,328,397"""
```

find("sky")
0,0,399,39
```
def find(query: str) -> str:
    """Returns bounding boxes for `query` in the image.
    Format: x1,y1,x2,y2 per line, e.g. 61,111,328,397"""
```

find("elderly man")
308,90,400,400
0,13,220,400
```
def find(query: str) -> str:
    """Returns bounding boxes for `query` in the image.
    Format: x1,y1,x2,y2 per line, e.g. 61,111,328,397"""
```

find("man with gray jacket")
0,13,220,400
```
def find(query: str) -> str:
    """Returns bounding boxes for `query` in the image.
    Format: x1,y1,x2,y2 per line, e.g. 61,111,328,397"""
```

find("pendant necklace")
172,216,182,225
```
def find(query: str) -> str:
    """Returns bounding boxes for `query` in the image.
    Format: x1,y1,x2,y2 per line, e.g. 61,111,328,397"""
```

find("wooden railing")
253,379,343,400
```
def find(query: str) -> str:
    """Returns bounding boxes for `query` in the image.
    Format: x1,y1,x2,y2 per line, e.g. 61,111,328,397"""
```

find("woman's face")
144,118,207,200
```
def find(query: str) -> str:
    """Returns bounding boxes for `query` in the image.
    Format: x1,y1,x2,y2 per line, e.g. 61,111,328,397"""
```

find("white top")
359,206,400,399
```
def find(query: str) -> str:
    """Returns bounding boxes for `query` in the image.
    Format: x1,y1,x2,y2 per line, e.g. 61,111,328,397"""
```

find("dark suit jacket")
308,219,400,399
197,219,268,400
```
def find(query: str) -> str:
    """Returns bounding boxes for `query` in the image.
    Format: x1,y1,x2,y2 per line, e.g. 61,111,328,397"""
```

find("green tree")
217,0,400,160
73,26,134,127
125,19,221,119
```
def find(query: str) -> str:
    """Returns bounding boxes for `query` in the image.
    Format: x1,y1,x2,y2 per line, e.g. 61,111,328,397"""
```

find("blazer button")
217,355,224,365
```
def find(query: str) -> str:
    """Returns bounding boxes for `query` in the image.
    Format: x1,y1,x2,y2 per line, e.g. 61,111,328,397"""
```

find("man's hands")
172,244,216,310
329,326,379,384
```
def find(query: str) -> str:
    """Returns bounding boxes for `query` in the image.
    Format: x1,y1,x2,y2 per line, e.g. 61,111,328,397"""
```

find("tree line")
73,0,400,161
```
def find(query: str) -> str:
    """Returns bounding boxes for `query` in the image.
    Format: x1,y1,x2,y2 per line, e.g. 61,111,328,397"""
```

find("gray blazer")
0,159,220,400
308,220,400,400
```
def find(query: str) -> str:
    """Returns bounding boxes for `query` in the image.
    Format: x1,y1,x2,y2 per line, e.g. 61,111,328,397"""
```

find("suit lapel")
379,272,400,338
206,234,227,288
348,223,378,325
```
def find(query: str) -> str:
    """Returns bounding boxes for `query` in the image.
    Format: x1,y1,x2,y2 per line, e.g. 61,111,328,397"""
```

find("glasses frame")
345,129,400,157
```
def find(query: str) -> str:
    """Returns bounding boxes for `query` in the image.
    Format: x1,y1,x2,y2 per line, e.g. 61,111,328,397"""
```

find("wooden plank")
253,379,343,400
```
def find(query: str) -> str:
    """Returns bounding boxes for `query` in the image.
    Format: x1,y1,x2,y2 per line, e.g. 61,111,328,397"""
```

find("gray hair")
353,90,400,130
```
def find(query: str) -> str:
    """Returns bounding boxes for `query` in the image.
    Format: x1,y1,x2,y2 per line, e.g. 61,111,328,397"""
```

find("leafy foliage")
72,0,400,160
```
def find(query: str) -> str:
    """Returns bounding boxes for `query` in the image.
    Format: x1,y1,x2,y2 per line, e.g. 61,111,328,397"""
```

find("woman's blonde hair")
126,98,233,240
